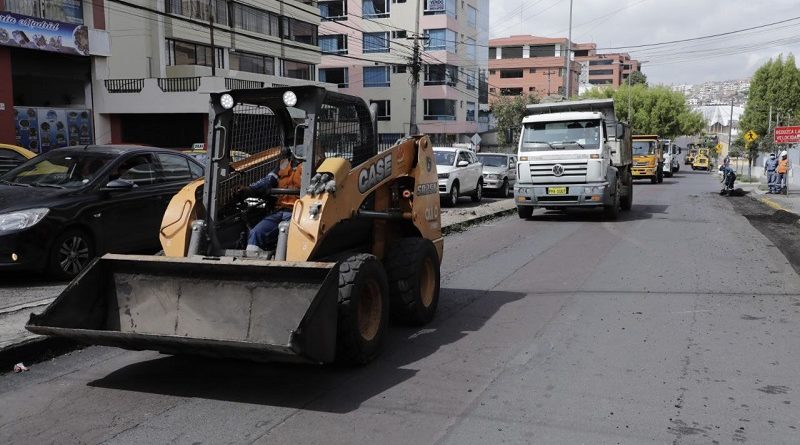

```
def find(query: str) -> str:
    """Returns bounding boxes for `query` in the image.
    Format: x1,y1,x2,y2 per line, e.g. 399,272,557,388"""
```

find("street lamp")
617,60,648,127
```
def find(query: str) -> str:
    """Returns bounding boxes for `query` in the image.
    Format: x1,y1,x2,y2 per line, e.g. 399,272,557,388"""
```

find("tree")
491,94,540,146
628,70,647,86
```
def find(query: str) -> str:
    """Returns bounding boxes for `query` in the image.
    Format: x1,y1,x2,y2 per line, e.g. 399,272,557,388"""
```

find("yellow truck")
685,144,697,165
631,135,664,184
692,148,711,171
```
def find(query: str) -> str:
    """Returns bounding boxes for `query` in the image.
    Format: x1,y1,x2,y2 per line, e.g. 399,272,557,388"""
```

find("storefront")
0,3,95,151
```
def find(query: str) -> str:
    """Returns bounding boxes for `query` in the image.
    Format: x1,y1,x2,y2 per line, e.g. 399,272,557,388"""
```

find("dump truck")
27,86,443,365
631,134,664,184
685,144,697,165
514,98,633,219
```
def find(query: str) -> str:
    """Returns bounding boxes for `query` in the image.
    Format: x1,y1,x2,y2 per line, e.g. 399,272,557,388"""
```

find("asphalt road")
2,169,800,444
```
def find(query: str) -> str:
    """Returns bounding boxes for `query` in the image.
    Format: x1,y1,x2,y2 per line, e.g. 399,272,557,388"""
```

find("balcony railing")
157,77,201,92
104,79,145,93
225,78,265,89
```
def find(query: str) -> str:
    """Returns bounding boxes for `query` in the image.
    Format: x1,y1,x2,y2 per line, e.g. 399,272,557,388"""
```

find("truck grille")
529,161,587,179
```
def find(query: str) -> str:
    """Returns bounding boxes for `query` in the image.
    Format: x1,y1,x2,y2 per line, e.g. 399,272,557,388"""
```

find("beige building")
318,0,489,147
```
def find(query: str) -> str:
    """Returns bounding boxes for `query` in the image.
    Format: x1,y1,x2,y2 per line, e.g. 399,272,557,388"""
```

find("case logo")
359,153,393,193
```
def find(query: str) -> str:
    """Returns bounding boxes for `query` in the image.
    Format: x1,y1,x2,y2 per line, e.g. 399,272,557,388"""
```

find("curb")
0,200,518,370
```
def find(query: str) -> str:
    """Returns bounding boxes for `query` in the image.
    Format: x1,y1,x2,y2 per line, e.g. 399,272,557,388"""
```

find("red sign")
774,126,800,144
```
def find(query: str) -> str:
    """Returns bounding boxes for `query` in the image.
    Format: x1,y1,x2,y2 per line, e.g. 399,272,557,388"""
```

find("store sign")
0,11,89,56
14,107,94,153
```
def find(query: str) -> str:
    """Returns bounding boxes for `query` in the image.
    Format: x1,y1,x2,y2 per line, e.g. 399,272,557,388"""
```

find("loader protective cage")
204,86,378,255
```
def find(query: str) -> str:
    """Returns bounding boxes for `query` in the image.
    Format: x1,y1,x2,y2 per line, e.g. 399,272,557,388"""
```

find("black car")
0,145,204,279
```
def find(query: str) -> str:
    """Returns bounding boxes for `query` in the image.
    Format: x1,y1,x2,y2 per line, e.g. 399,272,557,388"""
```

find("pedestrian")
776,150,792,194
764,153,779,193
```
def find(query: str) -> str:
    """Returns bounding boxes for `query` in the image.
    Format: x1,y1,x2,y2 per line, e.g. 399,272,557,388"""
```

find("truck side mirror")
615,123,625,138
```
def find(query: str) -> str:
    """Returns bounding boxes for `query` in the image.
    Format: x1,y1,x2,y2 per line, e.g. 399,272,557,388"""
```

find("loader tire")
336,254,390,365
385,238,441,326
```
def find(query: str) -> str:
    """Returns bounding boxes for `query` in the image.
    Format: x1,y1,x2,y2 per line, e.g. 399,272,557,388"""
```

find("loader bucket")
26,254,340,364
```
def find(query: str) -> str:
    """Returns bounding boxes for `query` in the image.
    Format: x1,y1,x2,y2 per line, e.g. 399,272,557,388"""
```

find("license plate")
547,187,567,195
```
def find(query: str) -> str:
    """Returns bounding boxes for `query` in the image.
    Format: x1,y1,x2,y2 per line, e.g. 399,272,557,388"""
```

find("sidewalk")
740,182,800,220
0,199,517,370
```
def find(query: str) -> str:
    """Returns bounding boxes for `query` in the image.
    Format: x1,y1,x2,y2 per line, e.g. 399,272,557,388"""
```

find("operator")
776,150,792,193
720,156,736,189
764,153,779,193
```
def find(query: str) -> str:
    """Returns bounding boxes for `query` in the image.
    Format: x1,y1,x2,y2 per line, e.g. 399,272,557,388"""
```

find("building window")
165,0,228,26
393,65,407,74
500,69,523,79
488,47,496,59
424,99,456,121
282,60,314,80
500,46,523,59
319,0,346,20
465,37,476,60
230,51,275,75
424,0,456,17
424,28,456,53
466,102,476,122
590,69,614,75
392,30,407,39
589,59,614,66
500,88,522,96
574,49,589,57
589,79,613,85
465,69,476,90
6,0,85,24
529,45,555,58
319,67,349,88
467,4,477,27
282,17,318,45
166,39,224,69
370,100,391,121
424,64,458,86
231,3,279,37
363,32,390,53
364,66,391,87
363,0,389,18
320,34,348,54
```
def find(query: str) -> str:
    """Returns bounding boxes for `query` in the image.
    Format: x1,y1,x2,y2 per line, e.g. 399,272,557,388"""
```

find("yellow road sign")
715,143,722,150
744,130,758,143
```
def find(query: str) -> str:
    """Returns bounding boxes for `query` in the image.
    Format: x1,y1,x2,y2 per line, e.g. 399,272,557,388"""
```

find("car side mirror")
457,160,469,167
103,179,134,191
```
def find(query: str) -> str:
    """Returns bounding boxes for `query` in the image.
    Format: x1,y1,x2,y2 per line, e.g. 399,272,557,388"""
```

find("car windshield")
435,151,456,166
1,151,115,189
633,141,656,155
520,120,601,151
477,155,508,167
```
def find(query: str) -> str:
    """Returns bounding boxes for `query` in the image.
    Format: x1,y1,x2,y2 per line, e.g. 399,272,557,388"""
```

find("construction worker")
776,150,792,193
764,153,779,193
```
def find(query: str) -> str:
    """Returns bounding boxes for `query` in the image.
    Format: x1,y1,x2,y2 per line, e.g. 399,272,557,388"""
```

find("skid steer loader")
27,86,444,365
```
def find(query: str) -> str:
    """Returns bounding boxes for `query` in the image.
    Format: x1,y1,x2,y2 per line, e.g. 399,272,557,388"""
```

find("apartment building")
487,35,641,103
1,0,329,150
318,0,489,147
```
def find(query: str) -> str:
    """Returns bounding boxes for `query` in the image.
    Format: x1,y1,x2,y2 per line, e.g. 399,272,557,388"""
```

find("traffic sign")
744,130,758,143
715,143,722,151
774,126,800,144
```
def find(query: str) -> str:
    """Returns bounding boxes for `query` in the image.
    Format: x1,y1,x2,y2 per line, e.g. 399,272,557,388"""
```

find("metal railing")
104,79,145,93
225,78,264,90
157,77,201,92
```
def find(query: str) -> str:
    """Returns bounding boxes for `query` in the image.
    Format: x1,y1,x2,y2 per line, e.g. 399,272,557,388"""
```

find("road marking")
758,195,786,211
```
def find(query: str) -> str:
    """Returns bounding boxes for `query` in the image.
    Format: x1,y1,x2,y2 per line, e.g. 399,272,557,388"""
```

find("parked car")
0,145,204,279
182,148,249,166
0,144,36,176
477,152,516,197
434,147,483,207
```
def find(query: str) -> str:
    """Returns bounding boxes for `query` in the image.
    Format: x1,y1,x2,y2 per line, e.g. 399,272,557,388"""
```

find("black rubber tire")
604,177,621,220
48,228,95,280
444,183,459,207
336,253,390,365
501,179,510,198
657,167,664,183
517,206,533,219
385,238,441,326
650,175,658,184
471,181,483,202
620,171,633,211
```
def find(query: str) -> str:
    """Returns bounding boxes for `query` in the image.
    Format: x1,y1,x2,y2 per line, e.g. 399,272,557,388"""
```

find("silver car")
477,153,516,197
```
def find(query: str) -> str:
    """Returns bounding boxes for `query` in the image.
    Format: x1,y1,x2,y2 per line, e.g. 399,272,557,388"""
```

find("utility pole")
727,97,734,168
209,0,216,76
407,0,422,136
563,0,573,98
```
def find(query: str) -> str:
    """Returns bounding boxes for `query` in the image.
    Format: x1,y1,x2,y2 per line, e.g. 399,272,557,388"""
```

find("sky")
488,0,800,85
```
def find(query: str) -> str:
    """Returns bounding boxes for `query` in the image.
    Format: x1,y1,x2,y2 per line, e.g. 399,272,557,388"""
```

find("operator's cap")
781,150,788,157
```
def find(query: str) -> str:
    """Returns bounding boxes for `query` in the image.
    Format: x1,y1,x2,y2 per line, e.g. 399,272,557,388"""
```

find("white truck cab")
514,99,633,219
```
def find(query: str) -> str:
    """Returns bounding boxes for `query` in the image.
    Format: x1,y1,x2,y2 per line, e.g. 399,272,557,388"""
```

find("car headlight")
0,208,49,232
586,185,605,194
438,172,449,179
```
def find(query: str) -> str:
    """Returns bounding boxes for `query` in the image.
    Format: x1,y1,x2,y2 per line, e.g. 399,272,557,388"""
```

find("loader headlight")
283,90,298,107
220,93,235,110
0,208,49,233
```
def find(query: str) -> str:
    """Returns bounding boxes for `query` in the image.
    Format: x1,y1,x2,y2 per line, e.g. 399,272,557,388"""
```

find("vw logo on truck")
552,164,565,177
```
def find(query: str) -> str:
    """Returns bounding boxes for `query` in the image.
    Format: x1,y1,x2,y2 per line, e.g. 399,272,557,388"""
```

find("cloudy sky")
488,0,800,85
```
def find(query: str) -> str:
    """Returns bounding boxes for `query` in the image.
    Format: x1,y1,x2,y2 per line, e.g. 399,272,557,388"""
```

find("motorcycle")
719,166,736,196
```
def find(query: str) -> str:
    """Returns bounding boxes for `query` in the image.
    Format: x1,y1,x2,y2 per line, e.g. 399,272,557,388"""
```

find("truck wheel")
336,253,390,365
621,171,633,211
604,178,621,220
471,181,483,202
517,206,533,219
444,183,459,207
48,228,95,280
501,179,510,198
385,238,440,326
657,168,664,183
650,175,658,184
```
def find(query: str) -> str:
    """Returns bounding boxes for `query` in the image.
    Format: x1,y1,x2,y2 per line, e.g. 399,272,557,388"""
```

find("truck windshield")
633,141,656,155
520,120,601,151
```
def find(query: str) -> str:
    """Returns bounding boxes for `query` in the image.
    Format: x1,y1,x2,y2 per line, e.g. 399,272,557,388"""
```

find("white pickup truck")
514,99,633,219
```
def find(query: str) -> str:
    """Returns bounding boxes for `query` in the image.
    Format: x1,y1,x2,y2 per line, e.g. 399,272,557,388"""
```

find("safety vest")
777,159,790,174
276,163,302,209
